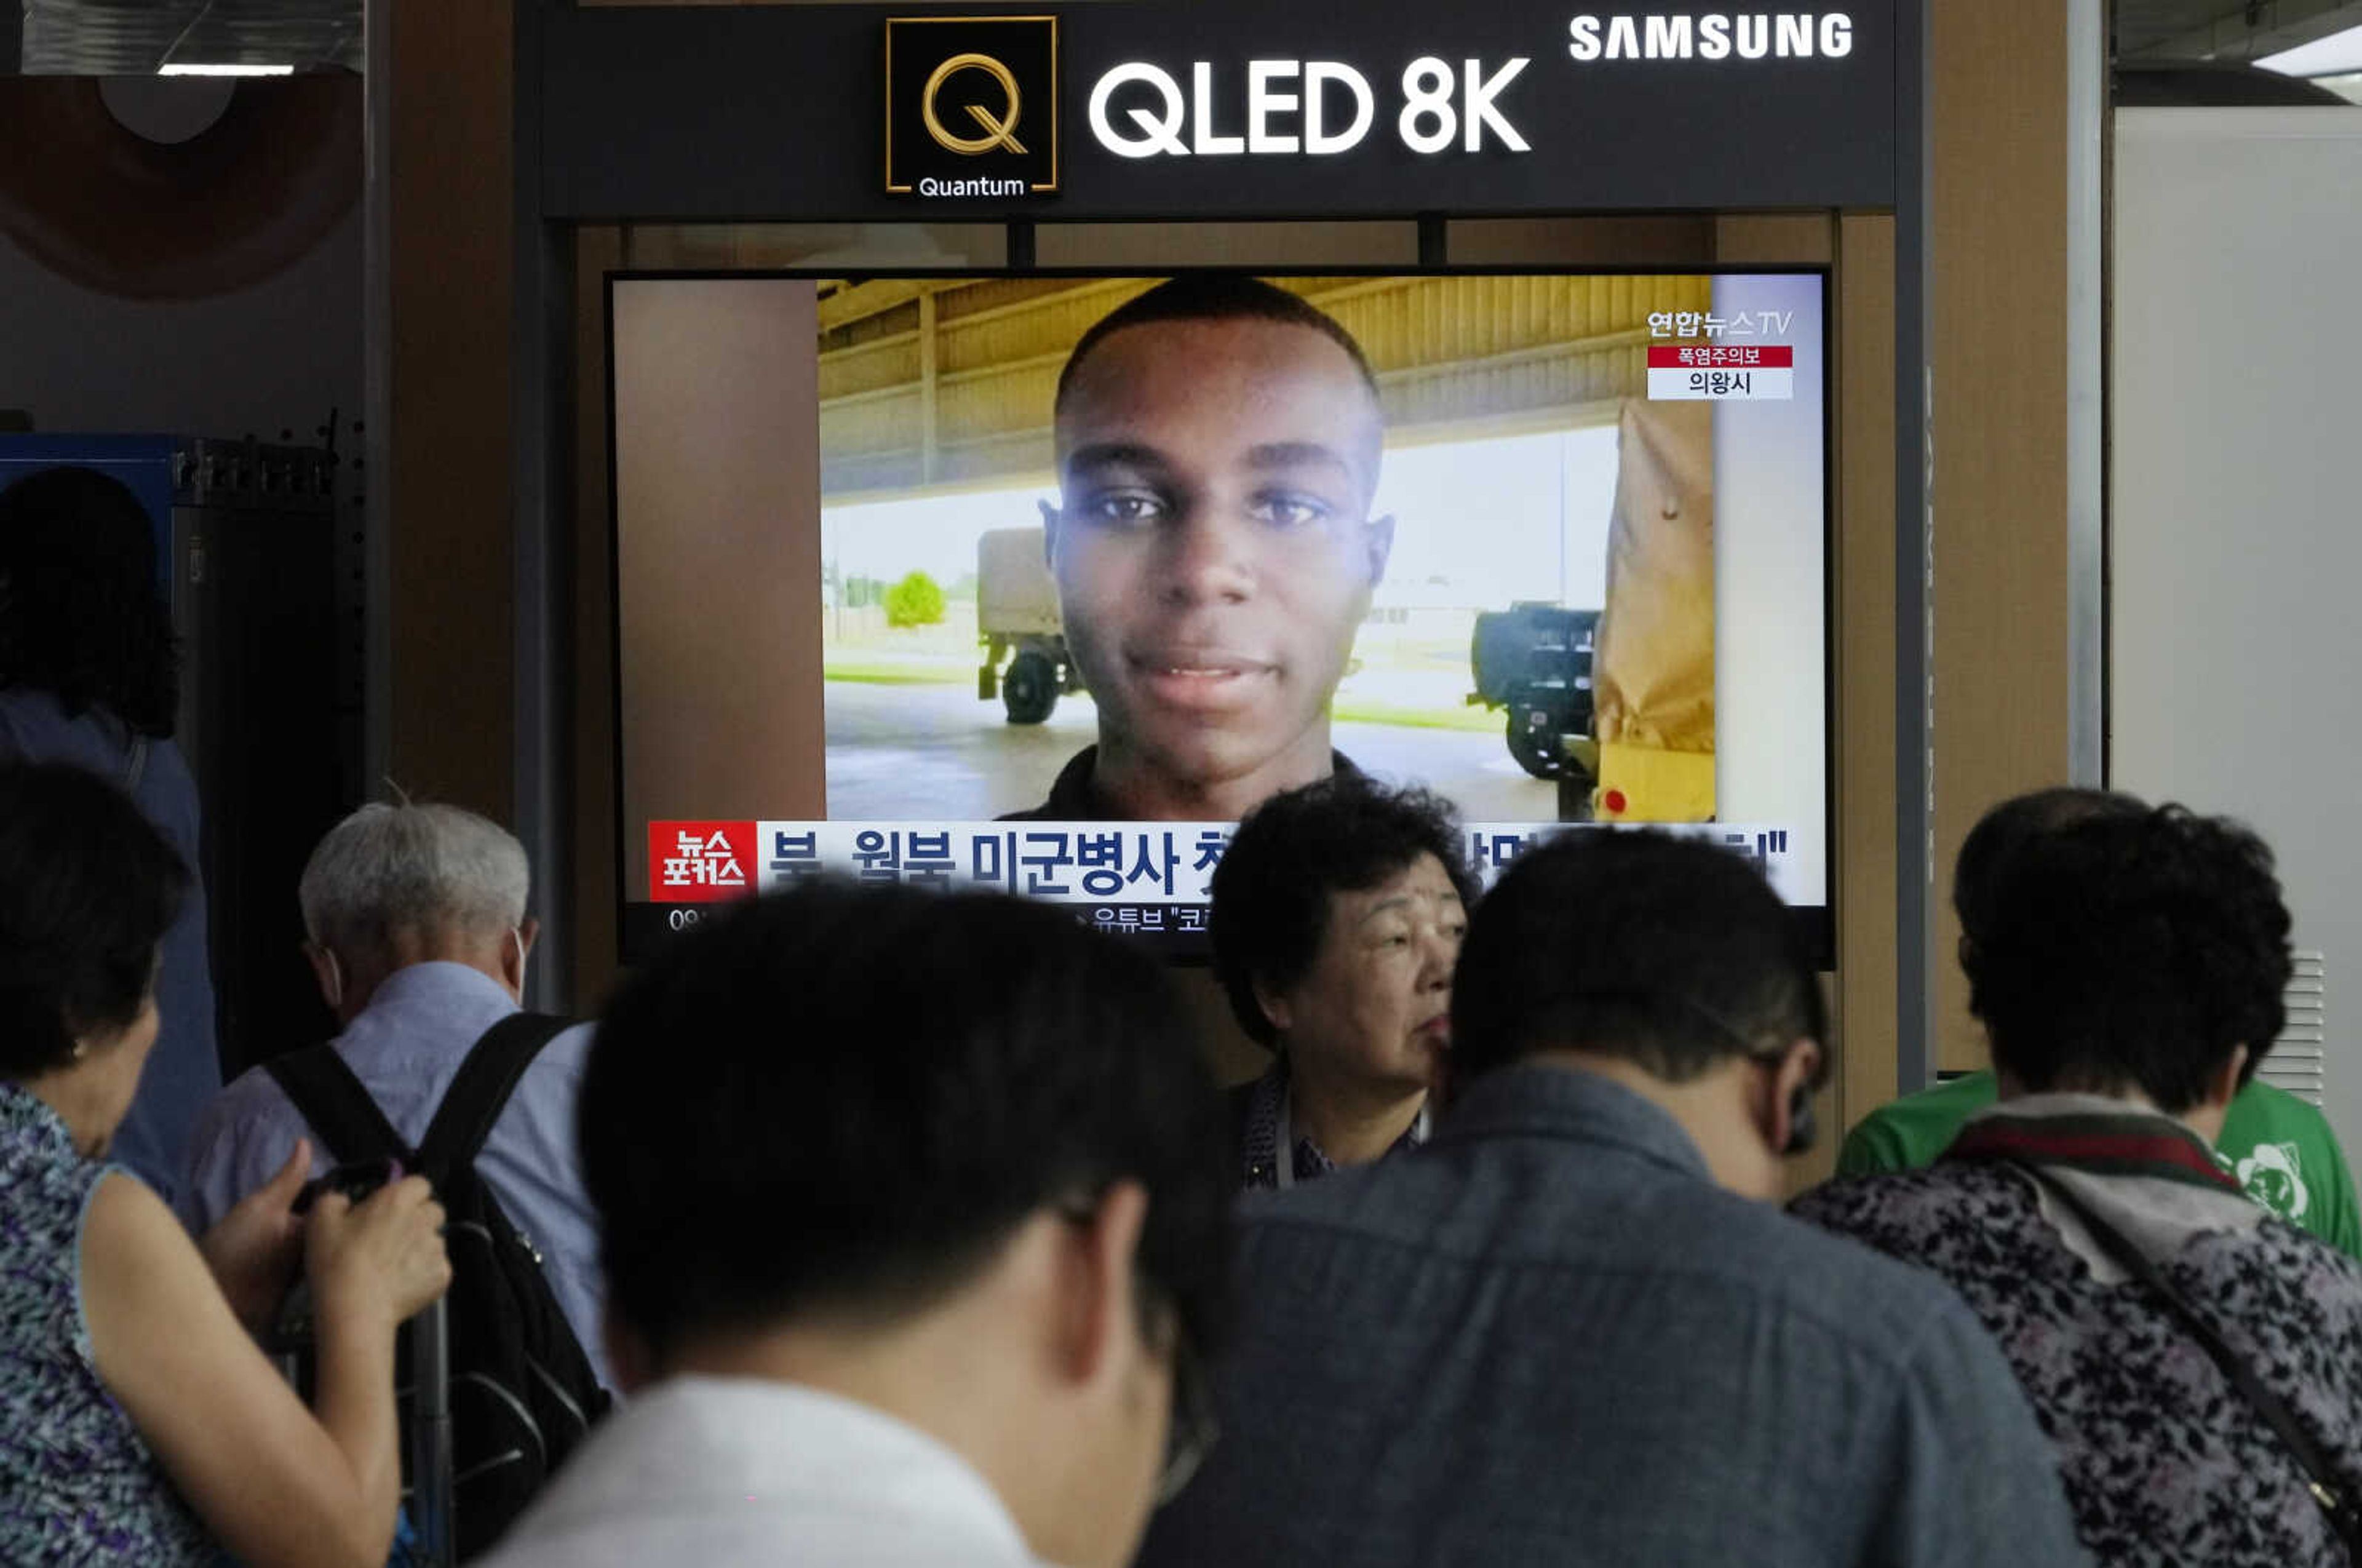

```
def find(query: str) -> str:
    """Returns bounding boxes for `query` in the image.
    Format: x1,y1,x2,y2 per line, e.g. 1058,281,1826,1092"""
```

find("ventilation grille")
2257,950,2328,1106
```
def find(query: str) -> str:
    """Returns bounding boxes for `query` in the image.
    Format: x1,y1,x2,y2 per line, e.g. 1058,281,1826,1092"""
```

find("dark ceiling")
3,0,2360,77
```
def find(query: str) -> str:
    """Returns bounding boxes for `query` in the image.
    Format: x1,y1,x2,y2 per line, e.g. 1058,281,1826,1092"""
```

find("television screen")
610,270,1829,959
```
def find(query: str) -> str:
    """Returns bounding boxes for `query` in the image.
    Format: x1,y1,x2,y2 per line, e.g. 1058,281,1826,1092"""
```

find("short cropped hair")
0,762,188,1077
582,880,1232,1364
1055,274,1382,421
1211,776,1478,1048
1953,787,2147,944
0,466,180,738
1452,830,1825,1086
298,803,530,960
1967,805,2291,1113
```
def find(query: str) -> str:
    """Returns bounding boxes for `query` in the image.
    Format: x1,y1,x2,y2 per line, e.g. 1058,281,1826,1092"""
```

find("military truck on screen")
1469,602,1601,784
975,526,1083,724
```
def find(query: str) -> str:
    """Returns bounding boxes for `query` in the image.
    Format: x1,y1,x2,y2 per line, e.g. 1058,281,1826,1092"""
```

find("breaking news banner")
648,819,1805,921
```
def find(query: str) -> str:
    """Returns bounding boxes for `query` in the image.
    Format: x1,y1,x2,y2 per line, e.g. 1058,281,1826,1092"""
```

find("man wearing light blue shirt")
180,802,609,1388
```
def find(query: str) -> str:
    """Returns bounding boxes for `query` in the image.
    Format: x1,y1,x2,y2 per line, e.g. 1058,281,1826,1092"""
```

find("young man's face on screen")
1046,315,1392,803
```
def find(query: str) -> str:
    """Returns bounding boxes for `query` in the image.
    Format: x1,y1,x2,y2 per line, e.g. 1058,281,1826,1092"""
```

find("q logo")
923,53,1028,156
886,17,1060,197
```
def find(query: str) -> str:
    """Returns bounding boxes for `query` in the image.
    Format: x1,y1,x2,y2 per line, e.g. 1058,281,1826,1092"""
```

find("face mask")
320,949,344,1010
508,925,530,1001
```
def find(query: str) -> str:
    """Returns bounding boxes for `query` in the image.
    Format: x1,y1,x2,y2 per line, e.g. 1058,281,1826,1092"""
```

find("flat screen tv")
608,269,1830,961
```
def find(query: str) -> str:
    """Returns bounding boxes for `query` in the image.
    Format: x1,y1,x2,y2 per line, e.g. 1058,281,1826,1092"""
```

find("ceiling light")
2256,22,2362,78
159,63,296,78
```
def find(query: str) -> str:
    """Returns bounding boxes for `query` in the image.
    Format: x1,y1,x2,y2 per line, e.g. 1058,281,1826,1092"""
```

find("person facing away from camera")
180,801,610,1389
1834,786,2362,1257
0,761,450,1568
1211,774,1474,1188
1795,797,2362,1568
479,879,1233,1568
1137,829,2086,1568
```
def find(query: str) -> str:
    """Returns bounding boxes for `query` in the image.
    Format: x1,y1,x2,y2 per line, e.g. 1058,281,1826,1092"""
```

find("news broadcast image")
610,272,1828,950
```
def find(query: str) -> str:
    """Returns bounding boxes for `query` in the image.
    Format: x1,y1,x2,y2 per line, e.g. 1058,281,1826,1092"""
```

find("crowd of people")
6,464,2362,1566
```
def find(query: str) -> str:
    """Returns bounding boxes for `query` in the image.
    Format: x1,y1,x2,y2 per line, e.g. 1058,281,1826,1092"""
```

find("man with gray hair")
181,802,608,1385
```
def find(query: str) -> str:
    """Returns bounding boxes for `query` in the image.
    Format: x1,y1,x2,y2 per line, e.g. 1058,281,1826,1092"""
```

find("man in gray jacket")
1138,829,2087,1568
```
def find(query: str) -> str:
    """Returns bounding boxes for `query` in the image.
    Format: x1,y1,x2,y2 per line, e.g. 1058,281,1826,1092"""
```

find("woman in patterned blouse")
1209,776,1477,1190
1795,794,2362,1568
0,762,451,1566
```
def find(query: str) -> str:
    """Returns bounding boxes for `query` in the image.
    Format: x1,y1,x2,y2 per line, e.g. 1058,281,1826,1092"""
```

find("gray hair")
299,803,531,958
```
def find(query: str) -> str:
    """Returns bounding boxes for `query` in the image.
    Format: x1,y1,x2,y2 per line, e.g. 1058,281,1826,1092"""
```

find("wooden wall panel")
388,0,514,818
1929,1,2077,1072
1835,213,1899,1145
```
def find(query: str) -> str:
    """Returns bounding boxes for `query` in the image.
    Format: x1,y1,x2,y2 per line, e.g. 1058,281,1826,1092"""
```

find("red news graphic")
1645,346,1795,370
650,821,758,902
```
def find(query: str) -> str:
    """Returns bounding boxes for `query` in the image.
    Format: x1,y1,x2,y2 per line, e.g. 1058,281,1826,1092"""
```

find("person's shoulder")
1245,1148,1983,1369
998,746,1107,821
1837,1072,1995,1175
1681,1175,1992,1337
511,1021,597,1113
1792,1160,2013,1240
525,1019,598,1071
2192,1210,2362,1291
81,1168,195,1288
1790,1164,2035,1316
2229,1078,2339,1138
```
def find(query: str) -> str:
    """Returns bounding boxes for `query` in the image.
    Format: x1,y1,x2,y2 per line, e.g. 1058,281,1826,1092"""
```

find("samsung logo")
1568,12,1855,62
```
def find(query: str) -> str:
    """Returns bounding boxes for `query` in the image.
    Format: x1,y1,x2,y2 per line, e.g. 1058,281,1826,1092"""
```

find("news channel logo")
885,16,1060,197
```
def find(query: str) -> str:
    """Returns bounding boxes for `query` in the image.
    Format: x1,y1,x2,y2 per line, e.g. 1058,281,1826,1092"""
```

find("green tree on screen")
883,570,947,629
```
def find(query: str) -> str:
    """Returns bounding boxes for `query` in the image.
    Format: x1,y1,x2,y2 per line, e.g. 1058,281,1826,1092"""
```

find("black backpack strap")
413,1013,572,1189
267,1044,413,1166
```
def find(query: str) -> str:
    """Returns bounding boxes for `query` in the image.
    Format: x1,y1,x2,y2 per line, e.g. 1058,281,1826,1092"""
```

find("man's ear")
503,917,540,993
1251,977,1294,1038
1364,513,1396,587
302,942,341,1012
1054,1180,1150,1388
1765,1038,1823,1155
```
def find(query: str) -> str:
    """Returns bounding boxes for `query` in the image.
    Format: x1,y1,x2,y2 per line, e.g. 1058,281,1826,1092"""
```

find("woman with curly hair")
0,465,216,1201
1795,794,2362,1568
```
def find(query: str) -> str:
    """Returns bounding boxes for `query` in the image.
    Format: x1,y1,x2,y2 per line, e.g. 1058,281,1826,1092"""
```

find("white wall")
2111,108,2362,1150
0,205,362,443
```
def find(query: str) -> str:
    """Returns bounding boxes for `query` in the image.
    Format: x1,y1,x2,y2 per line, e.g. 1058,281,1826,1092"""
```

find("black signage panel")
884,15,1060,196
542,2,1899,221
